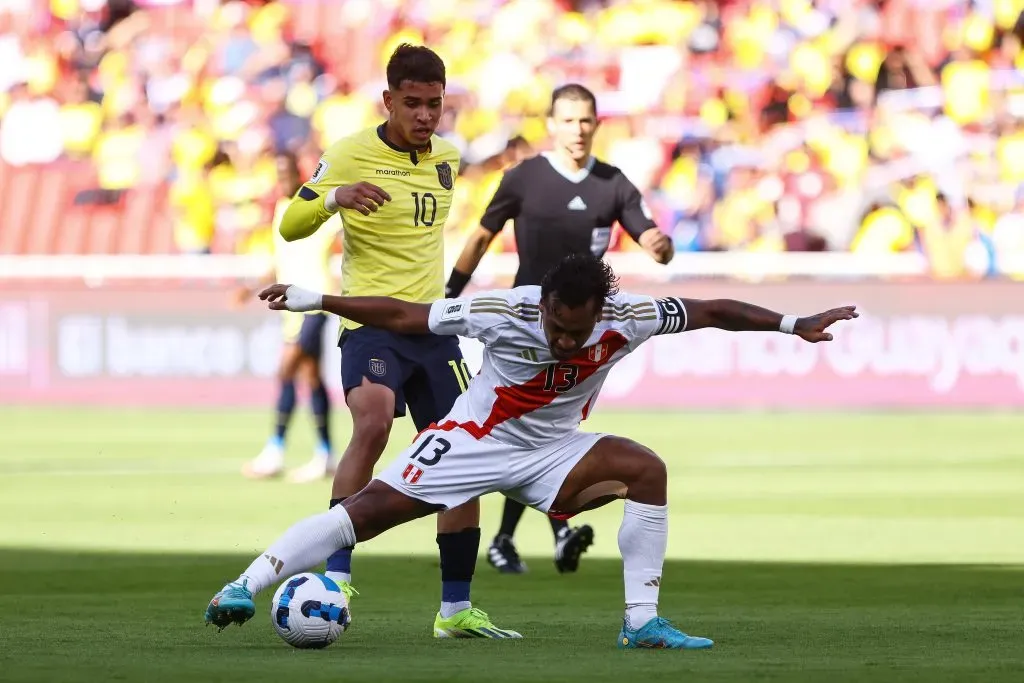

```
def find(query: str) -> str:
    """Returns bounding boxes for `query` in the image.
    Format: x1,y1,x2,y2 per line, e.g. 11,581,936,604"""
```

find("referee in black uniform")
444,84,674,575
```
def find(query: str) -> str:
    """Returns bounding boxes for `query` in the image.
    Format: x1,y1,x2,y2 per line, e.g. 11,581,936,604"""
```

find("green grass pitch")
1,407,1023,682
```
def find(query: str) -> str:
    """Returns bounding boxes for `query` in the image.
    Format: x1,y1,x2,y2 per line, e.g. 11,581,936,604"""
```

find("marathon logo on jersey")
309,159,329,183
368,358,387,377
440,301,466,322
376,168,411,177
588,343,609,363
402,464,424,484
435,161,454,190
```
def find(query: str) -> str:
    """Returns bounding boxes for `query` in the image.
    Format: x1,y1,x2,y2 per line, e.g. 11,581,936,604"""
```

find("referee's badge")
435,161,454,190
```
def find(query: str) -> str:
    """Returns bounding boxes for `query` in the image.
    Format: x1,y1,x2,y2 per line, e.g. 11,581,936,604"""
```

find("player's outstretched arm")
681,298,858,343
258,284,430,335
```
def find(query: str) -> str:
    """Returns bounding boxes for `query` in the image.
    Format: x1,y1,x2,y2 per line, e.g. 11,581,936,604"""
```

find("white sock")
325,571,351,584
236,504,357,594
618,499,668,631
440,601,472,619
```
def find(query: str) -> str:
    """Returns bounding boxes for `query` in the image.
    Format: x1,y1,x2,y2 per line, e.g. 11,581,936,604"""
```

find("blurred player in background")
446,84,676,575
206,253,856,647
235,153,341,483
265,44,516,638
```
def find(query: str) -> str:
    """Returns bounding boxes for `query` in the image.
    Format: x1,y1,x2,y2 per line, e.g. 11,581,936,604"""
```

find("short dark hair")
541,253,619,309
548,83,597,117
386,44,446,90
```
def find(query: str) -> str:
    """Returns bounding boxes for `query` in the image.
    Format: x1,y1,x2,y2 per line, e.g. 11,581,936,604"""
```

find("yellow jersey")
279,124,460,330
271,196,341,295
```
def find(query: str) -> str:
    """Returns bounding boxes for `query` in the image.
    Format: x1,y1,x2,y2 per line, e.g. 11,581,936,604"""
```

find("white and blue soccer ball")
271,572,351,649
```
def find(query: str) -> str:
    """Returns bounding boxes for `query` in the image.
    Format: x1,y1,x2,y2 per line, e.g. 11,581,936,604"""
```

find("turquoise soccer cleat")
617,616,714,650
204,579,256,631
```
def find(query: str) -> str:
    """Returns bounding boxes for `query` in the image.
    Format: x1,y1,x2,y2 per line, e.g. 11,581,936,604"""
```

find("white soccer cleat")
241,443,285,480
287,452,336,484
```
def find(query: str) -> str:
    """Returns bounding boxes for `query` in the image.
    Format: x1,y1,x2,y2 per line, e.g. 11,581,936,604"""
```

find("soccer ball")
271,572,351,649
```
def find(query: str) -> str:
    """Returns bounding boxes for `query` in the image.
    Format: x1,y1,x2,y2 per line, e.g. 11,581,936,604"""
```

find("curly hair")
540,253,620,309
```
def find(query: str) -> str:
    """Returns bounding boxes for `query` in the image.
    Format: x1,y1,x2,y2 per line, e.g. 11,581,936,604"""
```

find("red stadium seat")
147,186,175,254
58,207,90,255
119,189,159,254
87,206,123,254
0,167,39,254
24,168,68,254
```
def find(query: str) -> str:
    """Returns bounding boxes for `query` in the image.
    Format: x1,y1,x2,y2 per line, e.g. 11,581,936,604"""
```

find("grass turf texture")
1,408,1022,682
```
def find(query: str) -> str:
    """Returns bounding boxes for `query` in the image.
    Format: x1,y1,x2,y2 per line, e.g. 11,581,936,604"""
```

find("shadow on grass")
0,548,1022,683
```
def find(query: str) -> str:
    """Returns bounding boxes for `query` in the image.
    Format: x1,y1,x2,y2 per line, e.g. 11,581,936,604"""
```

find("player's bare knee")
602,437,662,482
639,451,667,487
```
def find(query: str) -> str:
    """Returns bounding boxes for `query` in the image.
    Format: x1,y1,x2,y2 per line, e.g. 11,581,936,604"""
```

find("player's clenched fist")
328,182,391,216
638,228,674,264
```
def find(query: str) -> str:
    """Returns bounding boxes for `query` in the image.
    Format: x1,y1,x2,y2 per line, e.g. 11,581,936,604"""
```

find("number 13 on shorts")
402,433,451,484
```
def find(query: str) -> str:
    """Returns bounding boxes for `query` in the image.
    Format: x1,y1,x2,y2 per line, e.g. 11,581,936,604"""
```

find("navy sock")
438,527,480,608
273,379,297,445
442,580,471,605
325,498,353,575
310,383,331,452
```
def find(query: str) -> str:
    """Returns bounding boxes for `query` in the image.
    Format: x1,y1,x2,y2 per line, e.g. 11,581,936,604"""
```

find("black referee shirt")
479,153,658,286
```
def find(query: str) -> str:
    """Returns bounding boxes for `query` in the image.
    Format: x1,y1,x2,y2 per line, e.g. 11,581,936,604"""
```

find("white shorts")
375,428,606,513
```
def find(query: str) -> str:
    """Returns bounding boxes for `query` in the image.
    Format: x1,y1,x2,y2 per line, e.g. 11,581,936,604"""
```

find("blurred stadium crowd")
1,0,1024,277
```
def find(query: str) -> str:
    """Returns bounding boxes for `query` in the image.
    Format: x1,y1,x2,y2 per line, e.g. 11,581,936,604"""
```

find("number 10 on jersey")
411,192,437,227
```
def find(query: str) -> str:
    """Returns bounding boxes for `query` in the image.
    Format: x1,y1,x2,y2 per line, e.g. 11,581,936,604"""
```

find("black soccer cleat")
487,534,527,574
554,524,594,574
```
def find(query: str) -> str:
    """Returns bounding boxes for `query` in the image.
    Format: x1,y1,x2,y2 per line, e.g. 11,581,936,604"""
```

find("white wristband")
779,315,798,335
284,285,324,312
323,187,340,212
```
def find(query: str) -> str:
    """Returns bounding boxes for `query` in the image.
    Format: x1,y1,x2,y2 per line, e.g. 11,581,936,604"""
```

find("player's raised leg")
207,427,520,639
205,479,436,630
546,435,713,650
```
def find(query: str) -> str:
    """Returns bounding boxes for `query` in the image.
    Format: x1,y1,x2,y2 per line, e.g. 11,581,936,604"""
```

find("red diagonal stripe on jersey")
581,393,596,421
432,330,629,440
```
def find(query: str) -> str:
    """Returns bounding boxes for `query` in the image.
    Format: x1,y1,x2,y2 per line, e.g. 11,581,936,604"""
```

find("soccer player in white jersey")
205,253,857,647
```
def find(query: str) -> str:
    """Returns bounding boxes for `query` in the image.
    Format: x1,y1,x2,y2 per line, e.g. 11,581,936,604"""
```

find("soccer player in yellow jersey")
236,153,342,483
267,45,518,638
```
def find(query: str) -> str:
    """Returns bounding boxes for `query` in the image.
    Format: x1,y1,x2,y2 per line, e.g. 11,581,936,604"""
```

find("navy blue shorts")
297,313,327,359
338,326,466,432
